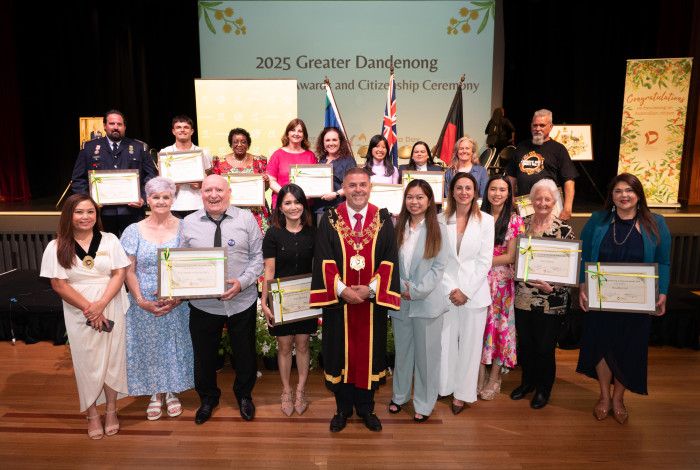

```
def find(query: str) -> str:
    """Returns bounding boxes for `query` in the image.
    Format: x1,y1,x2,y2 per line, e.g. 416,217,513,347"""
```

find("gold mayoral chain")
331,211,383,272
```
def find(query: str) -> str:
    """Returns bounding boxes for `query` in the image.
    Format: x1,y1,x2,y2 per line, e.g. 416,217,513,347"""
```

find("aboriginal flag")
433,86,463,166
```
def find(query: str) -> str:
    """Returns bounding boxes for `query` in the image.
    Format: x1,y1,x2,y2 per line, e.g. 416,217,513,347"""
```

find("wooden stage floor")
0,342,698,469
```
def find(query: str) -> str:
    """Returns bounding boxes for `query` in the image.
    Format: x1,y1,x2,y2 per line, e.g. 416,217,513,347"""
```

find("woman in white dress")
438,172,494,414
40,193,131,439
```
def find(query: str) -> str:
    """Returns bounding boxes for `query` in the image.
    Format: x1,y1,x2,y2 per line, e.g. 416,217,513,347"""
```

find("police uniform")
71,136,157,236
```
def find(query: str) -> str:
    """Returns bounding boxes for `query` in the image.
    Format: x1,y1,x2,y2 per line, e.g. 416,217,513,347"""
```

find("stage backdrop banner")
194,79,297,158
618,58,693,207
197,1,495,159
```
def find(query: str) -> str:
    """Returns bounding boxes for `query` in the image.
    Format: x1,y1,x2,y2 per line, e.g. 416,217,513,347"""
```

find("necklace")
612,215,637,245
74,230,102,268
330,210,383,271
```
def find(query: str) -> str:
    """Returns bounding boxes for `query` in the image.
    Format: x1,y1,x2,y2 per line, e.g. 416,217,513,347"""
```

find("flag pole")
323,76,354,157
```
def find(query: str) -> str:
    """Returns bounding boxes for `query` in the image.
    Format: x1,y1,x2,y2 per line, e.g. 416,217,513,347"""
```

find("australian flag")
381,73,398,167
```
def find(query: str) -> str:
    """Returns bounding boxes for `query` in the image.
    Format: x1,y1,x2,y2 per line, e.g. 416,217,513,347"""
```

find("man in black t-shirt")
506,109,578,219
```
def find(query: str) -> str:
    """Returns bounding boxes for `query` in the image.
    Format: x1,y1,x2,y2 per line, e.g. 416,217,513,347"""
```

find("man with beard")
309,167,401,433
182,174,263,424
71,109,156,236
506,109,578,220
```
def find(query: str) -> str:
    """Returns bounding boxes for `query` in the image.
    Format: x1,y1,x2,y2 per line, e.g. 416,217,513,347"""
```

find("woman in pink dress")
478,175,523,400
267,119,317,208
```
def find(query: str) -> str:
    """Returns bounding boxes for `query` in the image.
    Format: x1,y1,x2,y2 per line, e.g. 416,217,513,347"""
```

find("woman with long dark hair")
577,173,671,424
438,172,494,414
398,141,443,180
314,127,357,215
478,176,524,399
389,180,449,422
363,134,399,184
260,184,317,416
40,194,130,439
485,107,515,154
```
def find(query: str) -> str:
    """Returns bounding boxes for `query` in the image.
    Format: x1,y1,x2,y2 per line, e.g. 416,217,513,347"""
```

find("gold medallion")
350,254,365,271
83,256,95,269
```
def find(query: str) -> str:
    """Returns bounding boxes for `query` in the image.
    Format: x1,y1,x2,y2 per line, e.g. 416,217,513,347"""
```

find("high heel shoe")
477,366,487,396
612,405,629,424
280,391,294,417
86,414,103,440
294,389,308,415
104,409,120,436
593,401,611,421
479,379,502,401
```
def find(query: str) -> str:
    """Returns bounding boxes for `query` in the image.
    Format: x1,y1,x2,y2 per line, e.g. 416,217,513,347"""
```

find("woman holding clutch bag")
510,178,575,410
577,173,671,424
389,179,449,422
40,194,130,439
120,177,194,422
260,184,317,416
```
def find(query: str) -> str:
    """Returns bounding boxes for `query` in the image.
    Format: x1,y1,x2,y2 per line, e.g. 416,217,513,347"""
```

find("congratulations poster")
618,58,693,207
198,1,495,159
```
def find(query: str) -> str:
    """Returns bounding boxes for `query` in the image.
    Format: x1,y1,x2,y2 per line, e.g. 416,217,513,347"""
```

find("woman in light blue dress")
120,177,194,421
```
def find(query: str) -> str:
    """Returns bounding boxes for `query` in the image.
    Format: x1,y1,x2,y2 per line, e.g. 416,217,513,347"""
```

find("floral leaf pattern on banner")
618,58,692,205
447,1,495,35
199,1,247,37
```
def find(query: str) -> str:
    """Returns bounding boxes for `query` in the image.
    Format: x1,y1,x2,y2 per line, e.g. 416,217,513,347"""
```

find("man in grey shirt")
182,174,263,424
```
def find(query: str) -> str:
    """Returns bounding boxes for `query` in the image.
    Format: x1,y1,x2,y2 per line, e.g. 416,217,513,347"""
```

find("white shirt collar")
346,204,368,226
106,137,121,148
416,163,428,171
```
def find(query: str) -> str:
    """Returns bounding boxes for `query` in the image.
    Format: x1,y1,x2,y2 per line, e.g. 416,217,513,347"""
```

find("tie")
353,213,363,232
112,142,119,153
207,214,225,247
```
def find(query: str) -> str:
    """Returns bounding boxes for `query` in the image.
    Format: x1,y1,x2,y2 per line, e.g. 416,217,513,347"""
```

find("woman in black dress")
261,184,317,416
577,173,671,424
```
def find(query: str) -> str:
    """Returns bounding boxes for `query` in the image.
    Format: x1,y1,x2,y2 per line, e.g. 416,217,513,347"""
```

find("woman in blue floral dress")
121,177,194,420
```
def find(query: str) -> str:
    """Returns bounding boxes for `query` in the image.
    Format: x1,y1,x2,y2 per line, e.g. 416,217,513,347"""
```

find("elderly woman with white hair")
444,136,489,199
509,178,575,410
120,176,194,421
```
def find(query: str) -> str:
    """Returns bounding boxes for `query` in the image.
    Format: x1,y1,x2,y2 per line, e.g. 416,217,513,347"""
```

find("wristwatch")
368,285,376,299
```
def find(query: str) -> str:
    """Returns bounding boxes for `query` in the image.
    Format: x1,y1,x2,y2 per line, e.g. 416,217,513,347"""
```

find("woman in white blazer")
438,172,495,414
388,180,449,422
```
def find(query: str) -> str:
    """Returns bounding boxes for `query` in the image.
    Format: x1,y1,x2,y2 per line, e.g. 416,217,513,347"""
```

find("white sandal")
147,394,163,421
165,392,182,418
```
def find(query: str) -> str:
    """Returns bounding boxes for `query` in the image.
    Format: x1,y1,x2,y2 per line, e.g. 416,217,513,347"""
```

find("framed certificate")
584,262,659,314
550,125,593,161
267,274,322,325
402,171,444,204
157,248,228,300
514,187,565,218
514,235,582,286
157,150,206,183
289,164,333,198
88,170,140,206
227,174,265,207
369,184,404,215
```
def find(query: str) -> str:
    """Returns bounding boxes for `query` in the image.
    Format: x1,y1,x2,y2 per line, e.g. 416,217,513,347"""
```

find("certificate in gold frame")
157,150,206,184
514,235,582,287
584,262,659,314
266,274,322,325
88,169,141,206
227,174,266,207
289,164,333,198
157,247,228,300
401,171,444,204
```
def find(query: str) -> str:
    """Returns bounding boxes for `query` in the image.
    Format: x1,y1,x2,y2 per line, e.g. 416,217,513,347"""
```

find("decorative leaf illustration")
446,1,494,36
200,2,247,38
477,8,490,34
204,10,215,34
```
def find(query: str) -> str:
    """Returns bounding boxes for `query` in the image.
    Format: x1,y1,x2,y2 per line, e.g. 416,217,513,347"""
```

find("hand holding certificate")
584,262,659,314
157,150,206,184
88,170,140,206
266,275,321,325
158,248,228,299
514,235,582,286
289,164,333,198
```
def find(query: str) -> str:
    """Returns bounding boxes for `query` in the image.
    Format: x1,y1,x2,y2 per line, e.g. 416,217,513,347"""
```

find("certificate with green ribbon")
157,150,206,184
157,247,228,299
227,174,265,207
584,262,659,314
514,187,565,218
514,235,582,286
289,164,333,198
401,171,444,204
267,274,321,325
369,183,403,215
88,169,140,206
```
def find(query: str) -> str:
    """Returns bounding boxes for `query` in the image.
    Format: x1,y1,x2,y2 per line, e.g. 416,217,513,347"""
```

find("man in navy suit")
71,109,157,236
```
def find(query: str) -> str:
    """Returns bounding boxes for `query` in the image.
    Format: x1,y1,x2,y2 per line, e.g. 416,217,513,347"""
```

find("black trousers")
334,383,375,417
101,210,144,238
189,302,257,406
514,307,564,396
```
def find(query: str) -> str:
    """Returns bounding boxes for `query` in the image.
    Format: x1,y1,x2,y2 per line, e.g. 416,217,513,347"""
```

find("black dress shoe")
360,413,382,432
414,413,429,423
194,403,216,425
239,397,256,421
388,401,402,414
530,391,549,409
510,384,535,400
329,412,349,432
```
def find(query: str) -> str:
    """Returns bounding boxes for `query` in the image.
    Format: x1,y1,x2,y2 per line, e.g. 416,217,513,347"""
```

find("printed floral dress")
481,212,524,368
